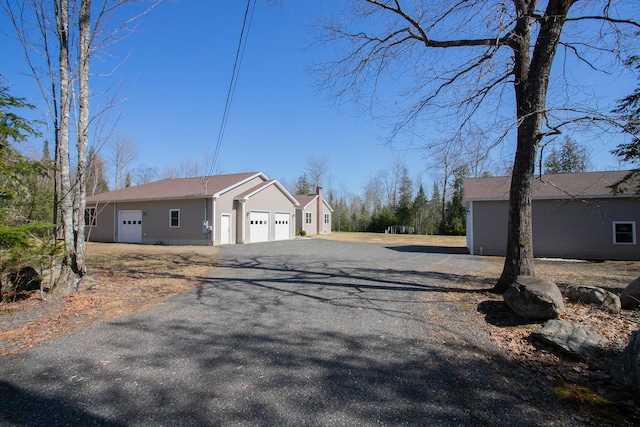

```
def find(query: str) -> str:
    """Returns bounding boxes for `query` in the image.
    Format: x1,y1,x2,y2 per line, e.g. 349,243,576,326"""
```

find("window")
170,209,180,228
324,213,330,224
85,207,97,226
613,221,636,245
305,212,312,224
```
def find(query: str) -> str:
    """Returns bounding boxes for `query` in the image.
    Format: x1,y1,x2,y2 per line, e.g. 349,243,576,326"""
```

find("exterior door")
249,211,269,243
118,210,142,243
274,213,290,241
221,214,231,245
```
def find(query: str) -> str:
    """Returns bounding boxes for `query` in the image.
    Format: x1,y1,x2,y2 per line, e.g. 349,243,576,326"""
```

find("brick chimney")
316,186,322,234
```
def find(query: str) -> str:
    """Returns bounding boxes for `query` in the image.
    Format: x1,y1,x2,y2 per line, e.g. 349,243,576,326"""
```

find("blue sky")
1,1,636,196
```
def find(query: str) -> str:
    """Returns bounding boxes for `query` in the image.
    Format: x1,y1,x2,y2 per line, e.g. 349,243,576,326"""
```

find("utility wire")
207,0,256,177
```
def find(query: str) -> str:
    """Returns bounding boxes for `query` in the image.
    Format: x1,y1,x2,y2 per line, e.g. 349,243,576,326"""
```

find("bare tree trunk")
72,0,90,279
54,0,78,291
494,0,572,292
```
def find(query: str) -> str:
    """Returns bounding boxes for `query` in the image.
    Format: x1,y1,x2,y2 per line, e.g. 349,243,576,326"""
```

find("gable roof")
234,180,299,206
87,172,265,203
293,193,334,212
464,170,638,202
293,194,317,209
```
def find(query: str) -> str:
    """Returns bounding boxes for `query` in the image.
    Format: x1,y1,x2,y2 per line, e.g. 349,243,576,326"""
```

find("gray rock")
620,277,640,310
504,276,565,320
611,329,640,392
565,285,621,312
532,319,607,360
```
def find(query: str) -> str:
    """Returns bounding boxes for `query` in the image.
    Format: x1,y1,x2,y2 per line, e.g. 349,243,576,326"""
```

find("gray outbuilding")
464,170,639,260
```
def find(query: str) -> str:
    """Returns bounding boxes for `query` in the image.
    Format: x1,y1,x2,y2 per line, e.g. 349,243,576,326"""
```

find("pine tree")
611,55,640,194
395,167,413,227
543,136,589,174
294,174,312,195
440,165,467,235
412,185,428,234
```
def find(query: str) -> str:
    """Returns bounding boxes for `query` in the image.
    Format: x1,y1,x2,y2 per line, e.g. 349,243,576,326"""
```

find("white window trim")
85,207,97,226
305,211,312,224
612,221,636,245
170,209,181,228
324,213,330,224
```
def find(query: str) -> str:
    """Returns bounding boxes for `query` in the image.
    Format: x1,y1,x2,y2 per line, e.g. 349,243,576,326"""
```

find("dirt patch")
0,243,217,356
464,258,640,425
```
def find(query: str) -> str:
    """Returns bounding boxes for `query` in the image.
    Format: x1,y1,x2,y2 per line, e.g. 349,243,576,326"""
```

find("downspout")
113,203,117,242
317,187,323,234
212,196,217,245
241,199,246,244
466,201,474,255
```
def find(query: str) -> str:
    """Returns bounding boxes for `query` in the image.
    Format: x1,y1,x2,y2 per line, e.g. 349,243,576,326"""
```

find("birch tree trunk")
54,0,79,292
72,0,90,279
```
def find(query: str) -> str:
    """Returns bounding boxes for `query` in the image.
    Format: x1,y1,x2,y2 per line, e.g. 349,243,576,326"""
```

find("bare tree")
426,139,466,223
305,154,330,188
314,1,639,292
2,0,160,293
363,171,385,214
130,164,158,186
108,133,138,190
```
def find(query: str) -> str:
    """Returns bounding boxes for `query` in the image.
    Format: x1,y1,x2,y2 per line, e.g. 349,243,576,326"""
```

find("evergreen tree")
440,165,467,235
427,183,442,234
368,206,396,233
395,167,413,227
412,185,428,234
543,136,589,174
611,55,640,194
294,174,312,195
0,87,55,298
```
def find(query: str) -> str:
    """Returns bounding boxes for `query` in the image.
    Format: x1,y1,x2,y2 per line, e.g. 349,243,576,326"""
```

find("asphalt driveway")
0,239,573,426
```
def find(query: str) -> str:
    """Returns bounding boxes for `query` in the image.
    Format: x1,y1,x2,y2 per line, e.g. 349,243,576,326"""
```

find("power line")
207,0,256,177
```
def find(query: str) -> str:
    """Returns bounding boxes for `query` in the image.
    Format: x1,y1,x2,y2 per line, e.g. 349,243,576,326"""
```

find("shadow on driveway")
385,245,470,255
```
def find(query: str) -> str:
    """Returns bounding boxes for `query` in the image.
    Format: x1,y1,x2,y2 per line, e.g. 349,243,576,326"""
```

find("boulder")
611,329,640,392
620,277,640,310
503,276,565,320
532,319,607,360
565,285,621,312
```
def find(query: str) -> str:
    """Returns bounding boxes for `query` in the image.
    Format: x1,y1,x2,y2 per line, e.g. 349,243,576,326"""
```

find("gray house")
464,170,639,260
85,172,299,246
293,187,333,235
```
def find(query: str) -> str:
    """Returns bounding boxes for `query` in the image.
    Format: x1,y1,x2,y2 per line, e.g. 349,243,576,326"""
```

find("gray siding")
297,199,332,235
243,185,296,242
86,199,214,246
213,176,265,245
471,198,640,260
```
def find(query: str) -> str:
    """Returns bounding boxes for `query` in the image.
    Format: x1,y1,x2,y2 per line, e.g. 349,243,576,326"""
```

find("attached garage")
274,213,291,241
86,172,299,246
118,210,142,243
250,211,270,243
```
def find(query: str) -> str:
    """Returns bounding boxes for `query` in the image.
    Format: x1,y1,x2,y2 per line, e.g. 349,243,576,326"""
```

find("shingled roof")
293,194,317,209
87,172,264,203
464,170,637,201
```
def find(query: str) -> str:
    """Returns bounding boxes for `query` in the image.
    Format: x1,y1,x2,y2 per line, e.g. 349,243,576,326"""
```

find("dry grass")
0,243,217,356
314,231,467,247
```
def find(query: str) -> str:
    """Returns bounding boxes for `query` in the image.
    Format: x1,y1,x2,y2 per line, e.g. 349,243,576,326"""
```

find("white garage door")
250,211,269,243
118,210,142,243
274,213,290,241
